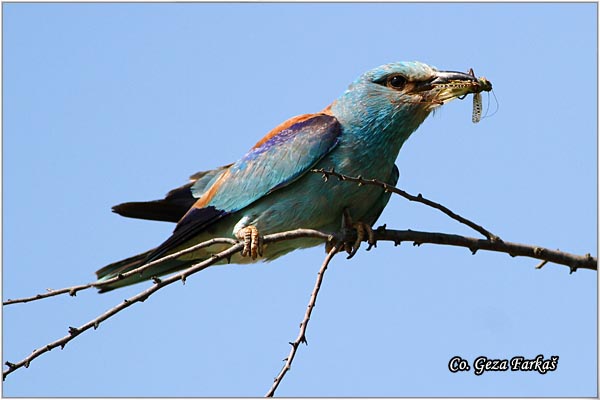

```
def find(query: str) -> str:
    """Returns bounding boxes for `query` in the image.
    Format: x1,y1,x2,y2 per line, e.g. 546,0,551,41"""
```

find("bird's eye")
387,75,407,89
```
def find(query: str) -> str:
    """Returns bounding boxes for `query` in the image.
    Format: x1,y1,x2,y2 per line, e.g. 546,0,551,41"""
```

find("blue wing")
146,112,341,261
207,113,340,211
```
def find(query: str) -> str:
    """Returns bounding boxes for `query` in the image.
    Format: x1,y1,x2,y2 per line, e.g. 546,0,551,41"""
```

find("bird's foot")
236,225,263,260
326,209,376,259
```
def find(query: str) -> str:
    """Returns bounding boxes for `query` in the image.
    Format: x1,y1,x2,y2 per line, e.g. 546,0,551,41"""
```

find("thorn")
46,345,52,351
68,326,79,336
152,276,162,285
69,288,77,297
535,260,548,269
60,343,66,350
181,276,187,285
24,360,30,368
117,273,124,280
569,265,578,274
4,362,15,369
413,242,422,247
470,248,478,255
94,321,100,330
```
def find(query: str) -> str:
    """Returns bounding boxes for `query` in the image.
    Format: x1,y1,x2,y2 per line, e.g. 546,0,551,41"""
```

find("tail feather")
112,199,192,223
95,249,188,293
112,164,233,223
100,165,236,292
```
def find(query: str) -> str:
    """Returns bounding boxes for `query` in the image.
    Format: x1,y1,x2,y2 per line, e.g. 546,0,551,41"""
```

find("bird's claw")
325,210,376,259
236,225,263,259
345,221,375,259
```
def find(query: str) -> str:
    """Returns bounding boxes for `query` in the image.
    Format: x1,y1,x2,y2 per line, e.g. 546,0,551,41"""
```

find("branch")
374,227,597,272
3,283,97,306
266,243,341,397
2,229,332,380
4,227,595,380
312,168,499,241
3,238,239,306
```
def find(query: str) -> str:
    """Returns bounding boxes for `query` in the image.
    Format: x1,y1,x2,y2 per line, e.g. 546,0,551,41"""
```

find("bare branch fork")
2,229,331,380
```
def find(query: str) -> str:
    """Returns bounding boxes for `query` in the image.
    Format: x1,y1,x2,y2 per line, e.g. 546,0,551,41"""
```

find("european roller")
96,61,491,291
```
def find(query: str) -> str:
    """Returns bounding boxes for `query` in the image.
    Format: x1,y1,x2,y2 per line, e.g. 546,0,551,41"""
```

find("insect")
468,68,493,124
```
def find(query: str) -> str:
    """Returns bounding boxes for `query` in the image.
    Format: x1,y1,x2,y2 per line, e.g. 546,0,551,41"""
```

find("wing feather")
145,112,341,262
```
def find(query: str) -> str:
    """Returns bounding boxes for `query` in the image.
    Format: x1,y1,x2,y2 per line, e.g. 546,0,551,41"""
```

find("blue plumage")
98,61,487,291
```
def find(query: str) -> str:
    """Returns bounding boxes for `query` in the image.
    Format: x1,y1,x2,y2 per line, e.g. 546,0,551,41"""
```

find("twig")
312,168,500,241
375,228,597,272
2,229,332,380
265,243,341,397
3,238,239,306
3,283,97,305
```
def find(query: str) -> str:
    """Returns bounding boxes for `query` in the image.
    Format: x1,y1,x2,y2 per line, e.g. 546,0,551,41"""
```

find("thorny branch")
2,229,330,380
3,173,596,390
374,228,596,272
4,227,596,380
265,243,342,397
312,167,499,241
3,238,240,306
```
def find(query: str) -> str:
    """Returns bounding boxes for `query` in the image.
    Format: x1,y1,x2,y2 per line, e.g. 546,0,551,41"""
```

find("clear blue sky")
3,2,597,397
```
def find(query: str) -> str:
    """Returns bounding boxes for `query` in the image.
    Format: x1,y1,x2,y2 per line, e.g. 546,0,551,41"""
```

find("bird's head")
330,61,491,147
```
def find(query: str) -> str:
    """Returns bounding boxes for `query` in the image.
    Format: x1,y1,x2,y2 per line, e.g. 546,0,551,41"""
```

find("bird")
95,61,491,292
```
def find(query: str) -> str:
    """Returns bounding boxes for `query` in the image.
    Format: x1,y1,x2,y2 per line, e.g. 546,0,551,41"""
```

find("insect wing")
472,92,482,123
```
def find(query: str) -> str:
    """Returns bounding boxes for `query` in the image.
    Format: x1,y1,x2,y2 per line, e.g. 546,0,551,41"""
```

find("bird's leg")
326,208,376,259
235,225,263,260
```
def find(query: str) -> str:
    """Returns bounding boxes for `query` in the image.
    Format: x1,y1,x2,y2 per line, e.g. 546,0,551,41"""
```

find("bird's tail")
95,249,188,293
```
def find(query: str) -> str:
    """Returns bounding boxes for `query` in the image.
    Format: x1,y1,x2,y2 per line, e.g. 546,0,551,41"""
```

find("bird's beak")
416,70,492,104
